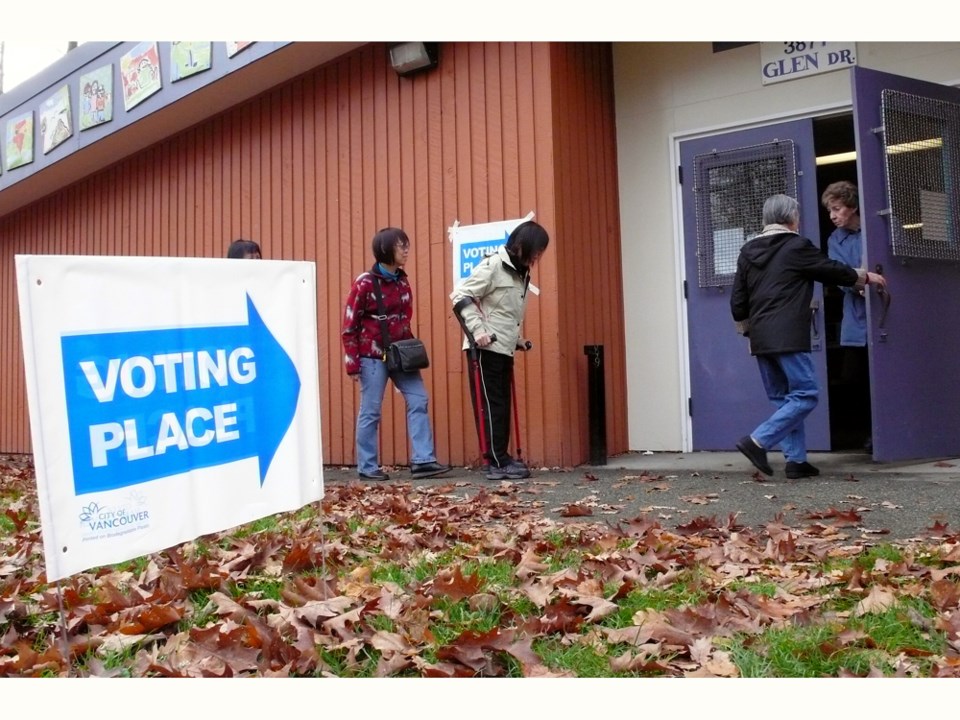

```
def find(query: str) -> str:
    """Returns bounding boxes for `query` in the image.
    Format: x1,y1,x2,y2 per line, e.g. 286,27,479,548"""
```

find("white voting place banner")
448,211,534,289
15,255,324,582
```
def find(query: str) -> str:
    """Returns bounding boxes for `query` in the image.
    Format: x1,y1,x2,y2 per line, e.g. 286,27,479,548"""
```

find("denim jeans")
356,357,437,474
751,352,819,463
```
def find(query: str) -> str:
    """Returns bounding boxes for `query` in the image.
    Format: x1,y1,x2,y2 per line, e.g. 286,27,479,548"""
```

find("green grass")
344,516,370,535
733,623,893,677
601,576,711,629
0,513,15,534
74,641,142,677
427,597,502,646
109,554,151,575
544,529,572,548
850,598,945,655
26,612,62,651
370,548,464,587
317,646,382,677
232,515,280,538
726,578,780,597
462,559,515,588
856,544,905,569
232,576,284,601
543,548,585,573
295,504,320,522
719,595,947,677
535,637,642,677
366,614,395,633
179,589,217,631
187,538,213,559
722,624,842,677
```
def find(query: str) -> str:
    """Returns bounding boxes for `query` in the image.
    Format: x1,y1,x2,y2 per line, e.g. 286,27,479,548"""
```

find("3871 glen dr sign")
760,42,857,85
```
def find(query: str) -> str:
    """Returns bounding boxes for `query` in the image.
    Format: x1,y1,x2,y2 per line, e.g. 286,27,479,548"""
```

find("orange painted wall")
549,43,628,466
0,42,626,467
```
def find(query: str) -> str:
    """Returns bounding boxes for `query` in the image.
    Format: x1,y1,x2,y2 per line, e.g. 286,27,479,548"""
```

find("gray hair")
762,194,800,226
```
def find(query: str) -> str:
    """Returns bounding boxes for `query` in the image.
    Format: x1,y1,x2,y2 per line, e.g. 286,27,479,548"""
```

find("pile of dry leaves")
2,455,959,677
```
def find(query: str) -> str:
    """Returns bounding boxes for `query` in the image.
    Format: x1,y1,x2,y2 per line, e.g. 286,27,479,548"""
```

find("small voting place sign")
448,212,535,289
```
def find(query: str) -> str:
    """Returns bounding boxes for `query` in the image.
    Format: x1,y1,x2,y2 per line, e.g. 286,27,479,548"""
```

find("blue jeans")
751,352,818,463
356,357,437,474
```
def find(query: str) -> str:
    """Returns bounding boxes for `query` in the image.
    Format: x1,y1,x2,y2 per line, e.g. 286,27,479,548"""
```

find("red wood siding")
0,41,625,468
550,43,629,464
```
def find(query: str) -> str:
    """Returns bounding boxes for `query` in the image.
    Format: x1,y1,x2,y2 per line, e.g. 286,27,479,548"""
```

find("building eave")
0,41,364,219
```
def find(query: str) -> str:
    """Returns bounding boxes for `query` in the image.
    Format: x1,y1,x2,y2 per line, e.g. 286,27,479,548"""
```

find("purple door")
680,120,830,450
852,66,960,462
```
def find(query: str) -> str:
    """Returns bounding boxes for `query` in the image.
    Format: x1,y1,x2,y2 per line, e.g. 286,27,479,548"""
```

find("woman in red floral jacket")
341,227,450,481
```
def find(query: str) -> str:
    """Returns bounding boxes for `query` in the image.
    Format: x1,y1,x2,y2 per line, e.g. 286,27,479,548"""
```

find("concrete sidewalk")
323,451,960,543
605,449,960,479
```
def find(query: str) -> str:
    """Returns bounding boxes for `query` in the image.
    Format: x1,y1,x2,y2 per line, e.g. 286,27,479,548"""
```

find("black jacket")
730,229,861,356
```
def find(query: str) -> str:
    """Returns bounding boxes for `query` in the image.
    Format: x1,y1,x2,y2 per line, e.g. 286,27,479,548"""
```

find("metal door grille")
694,140,797,287
881,89,960,261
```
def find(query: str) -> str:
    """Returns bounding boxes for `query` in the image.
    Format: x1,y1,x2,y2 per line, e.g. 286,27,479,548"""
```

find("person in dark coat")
730,194,886,478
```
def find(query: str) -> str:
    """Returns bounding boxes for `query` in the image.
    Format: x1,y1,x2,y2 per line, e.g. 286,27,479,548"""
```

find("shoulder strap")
369,270,390,360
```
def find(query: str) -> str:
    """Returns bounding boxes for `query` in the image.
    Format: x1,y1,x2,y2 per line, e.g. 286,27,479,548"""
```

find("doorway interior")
813,112,871,452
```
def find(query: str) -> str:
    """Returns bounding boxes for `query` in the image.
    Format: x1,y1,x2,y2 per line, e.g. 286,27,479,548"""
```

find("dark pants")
840,345,871,443
465,348,514,468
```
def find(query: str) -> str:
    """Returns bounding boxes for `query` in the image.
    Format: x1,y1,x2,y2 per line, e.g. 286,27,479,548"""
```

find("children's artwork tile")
6,111,34,170
226,42,255,58
120,42,162,111
171,42,212,82
40,85,73,154
79,65,114,130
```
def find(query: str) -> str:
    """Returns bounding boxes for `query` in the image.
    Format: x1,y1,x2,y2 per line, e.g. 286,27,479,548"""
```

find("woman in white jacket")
450,221,550,480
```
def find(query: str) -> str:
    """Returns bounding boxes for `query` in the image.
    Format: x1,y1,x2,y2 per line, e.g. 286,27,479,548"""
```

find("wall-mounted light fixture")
389,42,439,77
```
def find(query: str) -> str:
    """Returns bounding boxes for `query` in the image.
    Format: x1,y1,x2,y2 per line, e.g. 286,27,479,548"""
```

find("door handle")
873,263,891,337
810,298,821,350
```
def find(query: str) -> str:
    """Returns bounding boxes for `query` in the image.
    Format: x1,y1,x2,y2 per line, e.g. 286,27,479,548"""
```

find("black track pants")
465,348,514,468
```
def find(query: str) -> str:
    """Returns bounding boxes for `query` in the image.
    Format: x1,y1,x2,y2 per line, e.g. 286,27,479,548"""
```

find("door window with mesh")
881,89,960,261
694,140,797,287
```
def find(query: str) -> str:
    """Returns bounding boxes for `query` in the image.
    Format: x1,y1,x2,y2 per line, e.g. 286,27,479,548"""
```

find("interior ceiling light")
814,137,943,166
886,137,943,154
815,151,857,166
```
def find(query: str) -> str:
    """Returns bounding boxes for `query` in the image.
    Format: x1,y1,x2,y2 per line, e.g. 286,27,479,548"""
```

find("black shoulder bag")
370,271,430,372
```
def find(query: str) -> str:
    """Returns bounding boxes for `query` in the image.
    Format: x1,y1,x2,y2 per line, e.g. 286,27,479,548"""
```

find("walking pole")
511,340,532,463
453,299,496,463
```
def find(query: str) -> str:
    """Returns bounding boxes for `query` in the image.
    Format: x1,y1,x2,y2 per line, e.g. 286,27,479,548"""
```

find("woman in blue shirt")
822,181,871,451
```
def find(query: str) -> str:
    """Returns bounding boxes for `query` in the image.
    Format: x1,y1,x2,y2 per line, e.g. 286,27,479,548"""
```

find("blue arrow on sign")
61,294,301,495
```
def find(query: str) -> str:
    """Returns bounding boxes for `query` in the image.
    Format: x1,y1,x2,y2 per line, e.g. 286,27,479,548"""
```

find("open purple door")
679,120,829,450
853,66,960,462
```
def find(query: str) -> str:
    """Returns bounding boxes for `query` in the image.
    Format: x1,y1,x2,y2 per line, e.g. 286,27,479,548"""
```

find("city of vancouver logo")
78,491,151,539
